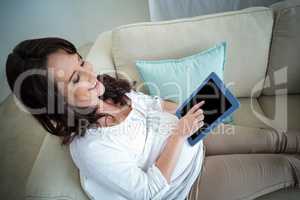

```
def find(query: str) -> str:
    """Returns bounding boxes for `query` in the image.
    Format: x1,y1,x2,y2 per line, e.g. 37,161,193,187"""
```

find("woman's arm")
155,133,185,183
161,100,179,114
156,101,205,183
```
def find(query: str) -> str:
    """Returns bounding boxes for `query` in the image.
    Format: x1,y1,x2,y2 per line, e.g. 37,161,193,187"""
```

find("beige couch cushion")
190,154,295,200
204,123,300,156
263,0,300,95
258,95,300,131
204,124,280,156
233,98,269,128
85,31,116,77
0,95,46,200
111,7,273,97
256,188,300,200
25,135,88,200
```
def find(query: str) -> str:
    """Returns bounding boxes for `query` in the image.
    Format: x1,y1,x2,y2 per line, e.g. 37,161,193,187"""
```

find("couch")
0,0,299,199
148,0,282,21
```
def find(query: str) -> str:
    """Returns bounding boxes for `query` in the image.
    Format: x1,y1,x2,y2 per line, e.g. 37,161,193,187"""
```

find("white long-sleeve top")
69,90,204,200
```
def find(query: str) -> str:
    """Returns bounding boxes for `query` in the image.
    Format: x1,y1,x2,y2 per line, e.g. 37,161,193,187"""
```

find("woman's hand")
173,101,205,139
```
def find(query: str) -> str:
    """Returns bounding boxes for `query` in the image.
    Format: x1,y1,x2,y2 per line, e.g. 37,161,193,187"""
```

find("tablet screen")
179,78,232,140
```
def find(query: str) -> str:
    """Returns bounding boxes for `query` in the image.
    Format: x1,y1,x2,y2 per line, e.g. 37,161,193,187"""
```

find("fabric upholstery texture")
204,124,279,156
111,7,273,98
25,135,89,200
204,123,300,156
263,0,300,95
188,154,297,200
149,0,282,21
256,187,300,200
233,98,269,128
258,95,300,131
85,31,116,78
0,95,47,200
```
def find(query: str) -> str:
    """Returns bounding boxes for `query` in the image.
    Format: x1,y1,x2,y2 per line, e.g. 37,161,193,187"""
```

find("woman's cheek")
73,87,90,106
73,87,98,107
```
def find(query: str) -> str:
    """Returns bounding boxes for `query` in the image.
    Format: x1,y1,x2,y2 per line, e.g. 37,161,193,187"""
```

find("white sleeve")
133,91,163,112
78,141,170,200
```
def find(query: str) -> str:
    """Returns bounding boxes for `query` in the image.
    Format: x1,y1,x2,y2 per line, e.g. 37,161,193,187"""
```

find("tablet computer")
175,72,240,146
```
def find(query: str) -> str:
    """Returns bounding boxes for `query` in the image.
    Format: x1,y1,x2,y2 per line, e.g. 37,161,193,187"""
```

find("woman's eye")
80,60,85,67
73,73,80,84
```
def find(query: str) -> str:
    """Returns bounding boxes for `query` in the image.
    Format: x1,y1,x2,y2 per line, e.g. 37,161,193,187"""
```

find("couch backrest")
262,0,300,96
111,7,274,98
86,31,117,78
149,0,281,21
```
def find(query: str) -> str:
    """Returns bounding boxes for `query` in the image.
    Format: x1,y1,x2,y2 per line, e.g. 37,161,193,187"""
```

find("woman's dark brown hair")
6,38,132,145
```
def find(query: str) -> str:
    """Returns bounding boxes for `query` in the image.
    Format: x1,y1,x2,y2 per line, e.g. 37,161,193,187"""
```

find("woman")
6,38,206,200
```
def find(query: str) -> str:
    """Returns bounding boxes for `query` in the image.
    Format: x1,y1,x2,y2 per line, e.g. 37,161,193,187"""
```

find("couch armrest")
0,95,47,199
25,135,89,200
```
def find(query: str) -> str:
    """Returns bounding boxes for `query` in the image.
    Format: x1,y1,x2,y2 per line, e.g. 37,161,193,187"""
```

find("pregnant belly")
152,111,203,181
171,139,202,181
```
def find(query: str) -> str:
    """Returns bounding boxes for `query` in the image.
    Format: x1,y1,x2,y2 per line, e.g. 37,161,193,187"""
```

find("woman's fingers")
197,100,205,108
196,121,204,129
193,108,204,116
192,114,205,133
197,121,204,129
190,120,204,135
188,101,205,114
197,114,204,121
194,115,204,126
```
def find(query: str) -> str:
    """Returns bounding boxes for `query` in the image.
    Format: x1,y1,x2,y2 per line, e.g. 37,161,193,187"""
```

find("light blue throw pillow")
136,42,233,123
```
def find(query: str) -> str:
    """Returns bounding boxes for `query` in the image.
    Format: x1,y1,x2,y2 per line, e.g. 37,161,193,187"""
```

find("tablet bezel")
175,72,240,146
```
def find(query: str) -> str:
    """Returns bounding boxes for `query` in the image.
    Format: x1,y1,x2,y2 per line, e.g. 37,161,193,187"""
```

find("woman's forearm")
156,101,205,183
155,131,185,183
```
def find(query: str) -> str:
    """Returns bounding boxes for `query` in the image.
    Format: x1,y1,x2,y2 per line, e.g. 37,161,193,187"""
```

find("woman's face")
47,50,105,107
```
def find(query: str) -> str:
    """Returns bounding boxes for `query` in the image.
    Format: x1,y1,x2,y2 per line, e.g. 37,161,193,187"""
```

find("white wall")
0,0,150,103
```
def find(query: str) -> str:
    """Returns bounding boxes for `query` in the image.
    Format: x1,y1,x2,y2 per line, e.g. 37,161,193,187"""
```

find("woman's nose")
84,61,94,72
79,62,96,81
80,69,97,83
